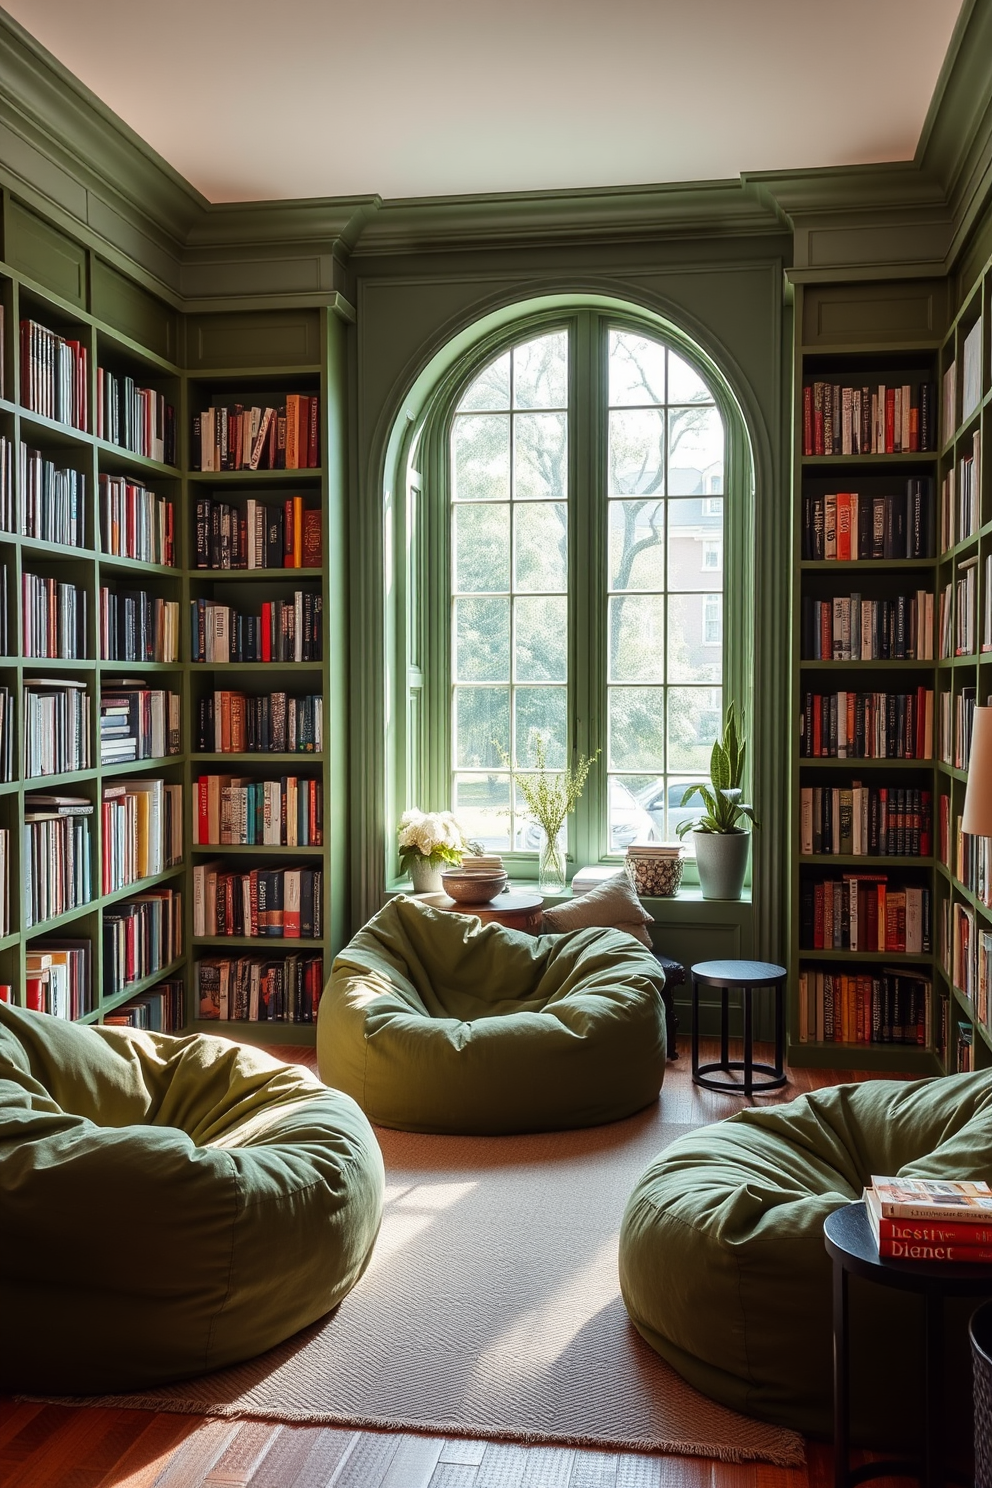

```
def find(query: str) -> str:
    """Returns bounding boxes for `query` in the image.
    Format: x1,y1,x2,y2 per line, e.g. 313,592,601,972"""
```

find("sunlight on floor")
368,1179,479,1267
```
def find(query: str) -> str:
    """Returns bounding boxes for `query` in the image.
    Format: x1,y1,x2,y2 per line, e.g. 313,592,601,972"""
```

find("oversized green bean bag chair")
0,1000,385,1394
619,1070,992,1446
317,895,666,1134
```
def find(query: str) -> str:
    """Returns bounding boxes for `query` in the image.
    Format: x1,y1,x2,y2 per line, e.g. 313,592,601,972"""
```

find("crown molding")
348,179,784,258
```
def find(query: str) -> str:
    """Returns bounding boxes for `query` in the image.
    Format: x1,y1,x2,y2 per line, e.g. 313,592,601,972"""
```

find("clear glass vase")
538,835,566,894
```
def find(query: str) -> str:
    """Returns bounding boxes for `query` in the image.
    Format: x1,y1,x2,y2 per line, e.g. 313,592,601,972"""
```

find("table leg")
691,977,700,1080
923,1290,943,1488
720,986,729,1071
743,987,754,1098
775,978,786,1078
833,1257,849,1488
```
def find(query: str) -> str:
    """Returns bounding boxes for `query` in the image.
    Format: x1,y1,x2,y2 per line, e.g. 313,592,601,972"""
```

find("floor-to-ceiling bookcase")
0,197,349,1046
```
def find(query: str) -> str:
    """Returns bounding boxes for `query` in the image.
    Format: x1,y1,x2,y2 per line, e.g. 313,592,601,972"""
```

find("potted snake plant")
675,703,757,900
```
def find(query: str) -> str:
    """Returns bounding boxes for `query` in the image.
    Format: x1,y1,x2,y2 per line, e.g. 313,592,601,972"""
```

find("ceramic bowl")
440,869,509,904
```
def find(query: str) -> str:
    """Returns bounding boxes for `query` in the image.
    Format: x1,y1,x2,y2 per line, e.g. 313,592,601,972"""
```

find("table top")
423,891,544,913
691,958,787,985
824,1200,992,1296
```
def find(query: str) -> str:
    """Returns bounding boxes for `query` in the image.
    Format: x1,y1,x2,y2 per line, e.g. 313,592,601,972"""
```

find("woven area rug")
56,1105,804,1466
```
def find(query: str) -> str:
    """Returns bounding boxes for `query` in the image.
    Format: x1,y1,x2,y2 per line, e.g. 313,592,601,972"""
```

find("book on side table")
864,1176,992,1261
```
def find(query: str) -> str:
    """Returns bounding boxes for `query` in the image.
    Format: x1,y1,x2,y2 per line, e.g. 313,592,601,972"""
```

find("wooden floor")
0,1039,920,1488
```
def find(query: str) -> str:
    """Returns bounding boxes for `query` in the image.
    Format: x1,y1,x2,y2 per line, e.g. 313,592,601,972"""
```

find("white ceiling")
2,0,967,204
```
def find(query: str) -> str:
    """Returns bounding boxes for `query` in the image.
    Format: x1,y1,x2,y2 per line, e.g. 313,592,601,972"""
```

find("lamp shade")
962,706,992,836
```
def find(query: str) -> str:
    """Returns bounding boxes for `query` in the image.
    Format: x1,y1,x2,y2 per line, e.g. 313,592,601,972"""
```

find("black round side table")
689,958,787,1095
824,1200,992,1487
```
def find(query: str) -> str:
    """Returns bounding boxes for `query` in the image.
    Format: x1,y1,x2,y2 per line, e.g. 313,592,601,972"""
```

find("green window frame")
387,303,754,887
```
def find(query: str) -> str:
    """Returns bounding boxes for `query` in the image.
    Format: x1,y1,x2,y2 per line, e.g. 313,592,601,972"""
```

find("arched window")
390,304,753,883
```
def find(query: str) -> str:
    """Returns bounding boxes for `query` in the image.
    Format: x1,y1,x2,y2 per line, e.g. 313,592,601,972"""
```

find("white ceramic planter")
693,830,750,901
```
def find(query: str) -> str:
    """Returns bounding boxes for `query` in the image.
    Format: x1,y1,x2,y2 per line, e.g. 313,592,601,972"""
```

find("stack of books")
864,1176,992,1261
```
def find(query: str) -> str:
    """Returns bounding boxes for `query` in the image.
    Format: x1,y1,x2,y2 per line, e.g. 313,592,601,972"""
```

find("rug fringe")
17,1393,806,1468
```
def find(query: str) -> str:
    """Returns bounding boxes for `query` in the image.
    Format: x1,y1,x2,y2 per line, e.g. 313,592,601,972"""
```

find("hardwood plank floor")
1,1039,922,1487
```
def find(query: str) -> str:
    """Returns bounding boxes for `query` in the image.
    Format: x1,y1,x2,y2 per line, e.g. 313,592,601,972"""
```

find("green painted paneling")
6,197,85,305
801,280,950,346
185,310,321,369
806,220,952,272
91,257,179,361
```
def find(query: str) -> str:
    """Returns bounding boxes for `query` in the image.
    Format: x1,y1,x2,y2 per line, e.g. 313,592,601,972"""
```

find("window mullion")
570,310,605,870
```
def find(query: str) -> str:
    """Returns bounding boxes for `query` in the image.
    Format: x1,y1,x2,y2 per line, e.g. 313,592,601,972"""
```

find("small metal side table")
824,1200,992,1488
689,958,786,1095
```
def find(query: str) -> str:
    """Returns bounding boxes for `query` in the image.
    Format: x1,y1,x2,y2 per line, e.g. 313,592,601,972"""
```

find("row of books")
799,785,932,858
800,687,934,760
20,319,87,431
192,396,319,472
193,775,323,847
0,686,10,782
102,979,183,1033
192,861,323,939
946,899,980,1009
955,1021,975,1072
939,432,980,550
0,564,7,654
800,875,932,953
101,684,181,764
20,444,85,547
865,1177,992,1263
0,434,12,532
801,483,935,561
801,380,936,456
98,589,179,663
796,967,931,1046
800,591,933,662
961,317,983,424
24,678,90,776
189,594,323,664
937,686,981,770
99,475,175,566
22,572,87,659
195,690,322,754
103,889,182,995
95,369,176,465
25,940,92,1019
938,559,978,658
194,497,322,570
196,953,323,1023
101,779,183,895
24,798,92,927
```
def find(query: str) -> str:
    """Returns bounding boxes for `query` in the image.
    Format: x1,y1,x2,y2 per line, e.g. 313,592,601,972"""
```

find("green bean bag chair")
0,1001,385,1394
619,1070,992,1446
317,895,666,1134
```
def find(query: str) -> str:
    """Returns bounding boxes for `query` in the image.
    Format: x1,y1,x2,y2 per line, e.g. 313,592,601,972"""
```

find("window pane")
513,787,566,852
515,596,567,681
609,408,666,496
514,688,567,769
452,414,510,502
609,595,664,682
625,773,701,842
668,350,713,405
454,688,510,768
453,503,510,593
608,686,664,771
669,407,724,496
609,330,666,407
453,772,511,849
608,499,665,591
454,596,510,681
513,332,567,409
667,499,723,591
668,686,722,773
667,594,723,683
457,352,511,412
514,502,567,592
514,412,567,500
608,776,657,850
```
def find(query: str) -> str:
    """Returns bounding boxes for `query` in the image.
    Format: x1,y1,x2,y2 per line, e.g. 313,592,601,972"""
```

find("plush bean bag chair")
317,895,666,1134
0,1001,385,1394
619,1070,992,1446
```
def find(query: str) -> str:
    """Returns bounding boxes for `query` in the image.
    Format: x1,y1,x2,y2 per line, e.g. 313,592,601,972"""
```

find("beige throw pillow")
542,872,654,947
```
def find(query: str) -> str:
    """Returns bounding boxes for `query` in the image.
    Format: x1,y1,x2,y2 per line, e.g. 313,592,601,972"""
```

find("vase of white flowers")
398,808,468,893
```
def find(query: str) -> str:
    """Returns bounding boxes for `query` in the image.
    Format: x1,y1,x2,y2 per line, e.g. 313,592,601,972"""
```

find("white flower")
397,807,468,863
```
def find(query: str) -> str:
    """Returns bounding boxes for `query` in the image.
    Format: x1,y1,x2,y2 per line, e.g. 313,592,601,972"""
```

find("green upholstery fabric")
619,1071,992,1444
317,895,666,1134
0,1001,385,1394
